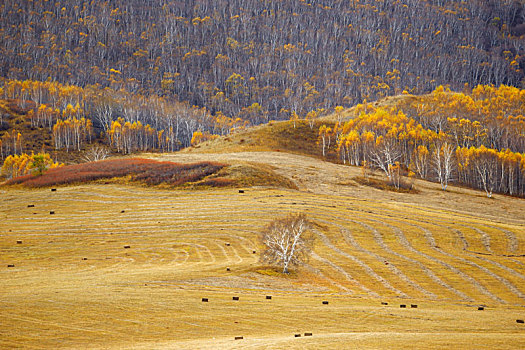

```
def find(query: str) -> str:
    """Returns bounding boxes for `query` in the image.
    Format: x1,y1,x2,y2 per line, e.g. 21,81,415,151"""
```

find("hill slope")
1,152,525,348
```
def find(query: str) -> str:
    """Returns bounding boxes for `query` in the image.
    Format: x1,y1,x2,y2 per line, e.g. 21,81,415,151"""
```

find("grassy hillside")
1,150,524,349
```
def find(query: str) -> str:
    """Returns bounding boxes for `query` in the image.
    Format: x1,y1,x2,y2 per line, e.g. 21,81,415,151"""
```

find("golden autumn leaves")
318,85,525,197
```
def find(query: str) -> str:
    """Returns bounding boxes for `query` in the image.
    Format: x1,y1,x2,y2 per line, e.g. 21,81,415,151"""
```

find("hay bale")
238,190,245,193
124,245,131,249
27,204,34,208
234,336,243,340
478,306,484,311
226,267,230,271
50,211,55,215
400,304,406,308
121,210,125,213
266,296,272,300
82,258,87,260
225,243,230,246
201,298,208,302
411,304,418,308
252,250,256,254
322,301,329,305
51,188,56,192
7,264,15,267
517,319,524,324
294,334,301,337
304,332,313,336
232,296,239,301
381,302,388,305
16,240,22,244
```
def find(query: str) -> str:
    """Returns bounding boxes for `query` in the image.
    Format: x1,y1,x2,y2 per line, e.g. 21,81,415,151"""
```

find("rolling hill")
1,128,525,348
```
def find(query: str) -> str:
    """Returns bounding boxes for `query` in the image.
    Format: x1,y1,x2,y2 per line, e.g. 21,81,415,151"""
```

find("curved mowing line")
364,217,505,304
303,258,354,294
314,210,473,301
315,218,438,300
321,198,522,258
345,219,463,300
461,225,493,254
438,226,525,302
308,252,365,296
212,242,232,263
312,228,407,298
495,226,520,254
216,240,244,264
399,214,525,278
410,223,518,304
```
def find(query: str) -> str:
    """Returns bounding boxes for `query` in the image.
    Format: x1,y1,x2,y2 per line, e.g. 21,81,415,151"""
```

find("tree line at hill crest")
0,0,523,122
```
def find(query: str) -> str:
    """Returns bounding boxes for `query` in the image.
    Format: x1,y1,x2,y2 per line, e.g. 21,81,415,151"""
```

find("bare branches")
82,144,110,162
260,213,312,274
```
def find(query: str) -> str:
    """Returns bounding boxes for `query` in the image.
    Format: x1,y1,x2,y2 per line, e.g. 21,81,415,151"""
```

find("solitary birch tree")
260,213,312,274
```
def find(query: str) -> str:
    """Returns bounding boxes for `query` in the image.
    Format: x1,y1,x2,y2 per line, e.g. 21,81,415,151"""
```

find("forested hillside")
1,0,525,197
322,85,525,197
1,0,524,121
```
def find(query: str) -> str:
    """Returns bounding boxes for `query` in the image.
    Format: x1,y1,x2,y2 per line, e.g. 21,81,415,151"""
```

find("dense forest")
1,0,524,121
1,1,525,197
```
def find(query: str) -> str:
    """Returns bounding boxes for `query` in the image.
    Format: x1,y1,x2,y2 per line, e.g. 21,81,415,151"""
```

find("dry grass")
186,120,333,160
1,150,525,349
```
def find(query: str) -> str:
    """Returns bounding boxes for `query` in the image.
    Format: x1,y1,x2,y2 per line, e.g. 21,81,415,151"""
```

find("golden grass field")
2,148,525,349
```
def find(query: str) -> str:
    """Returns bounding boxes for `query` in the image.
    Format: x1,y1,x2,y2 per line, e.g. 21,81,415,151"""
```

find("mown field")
1,152,525,349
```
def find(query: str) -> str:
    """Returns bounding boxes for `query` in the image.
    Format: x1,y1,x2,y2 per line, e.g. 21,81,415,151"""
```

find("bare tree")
82,144,110,162
260,213,312,274
433,142,455,191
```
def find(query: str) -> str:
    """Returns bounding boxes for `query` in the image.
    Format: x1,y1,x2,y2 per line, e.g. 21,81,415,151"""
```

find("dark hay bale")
252,250,256,254
294,334,301,337
266,296,272,300
238,190,245,193
322,301,329,305
16,240,22,244
304,332,313,336
478,306,484,310
27,204,34,208
225,243,230,246
411,304,418,308
381,302,388,305
400,304,406,308
82,258,87,260
517,319,524,324
121,210,125,213
124,245,131,249
232,296,239,301
201,298,208,302
7,264,15,267
49,211,55,215
51,188,56,191
234,336,243,340
226,267,230,271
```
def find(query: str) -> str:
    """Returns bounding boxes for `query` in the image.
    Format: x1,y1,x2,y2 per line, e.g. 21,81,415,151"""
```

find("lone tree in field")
260,213,312,274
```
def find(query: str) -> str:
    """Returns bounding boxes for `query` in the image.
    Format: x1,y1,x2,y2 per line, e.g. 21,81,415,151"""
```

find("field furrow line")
315,218,437,299
414,222,525,303
463,225,493,254
434,227,525,302
312,228,407,298
213,242,232,263
303,258,354,294
370,219,505,304
339,216,471,301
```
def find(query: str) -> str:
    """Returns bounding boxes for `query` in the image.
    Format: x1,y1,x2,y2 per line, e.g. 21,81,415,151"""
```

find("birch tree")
260,213,312,274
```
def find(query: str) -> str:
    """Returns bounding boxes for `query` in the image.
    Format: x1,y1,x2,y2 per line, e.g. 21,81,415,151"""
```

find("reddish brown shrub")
5,158,226,187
